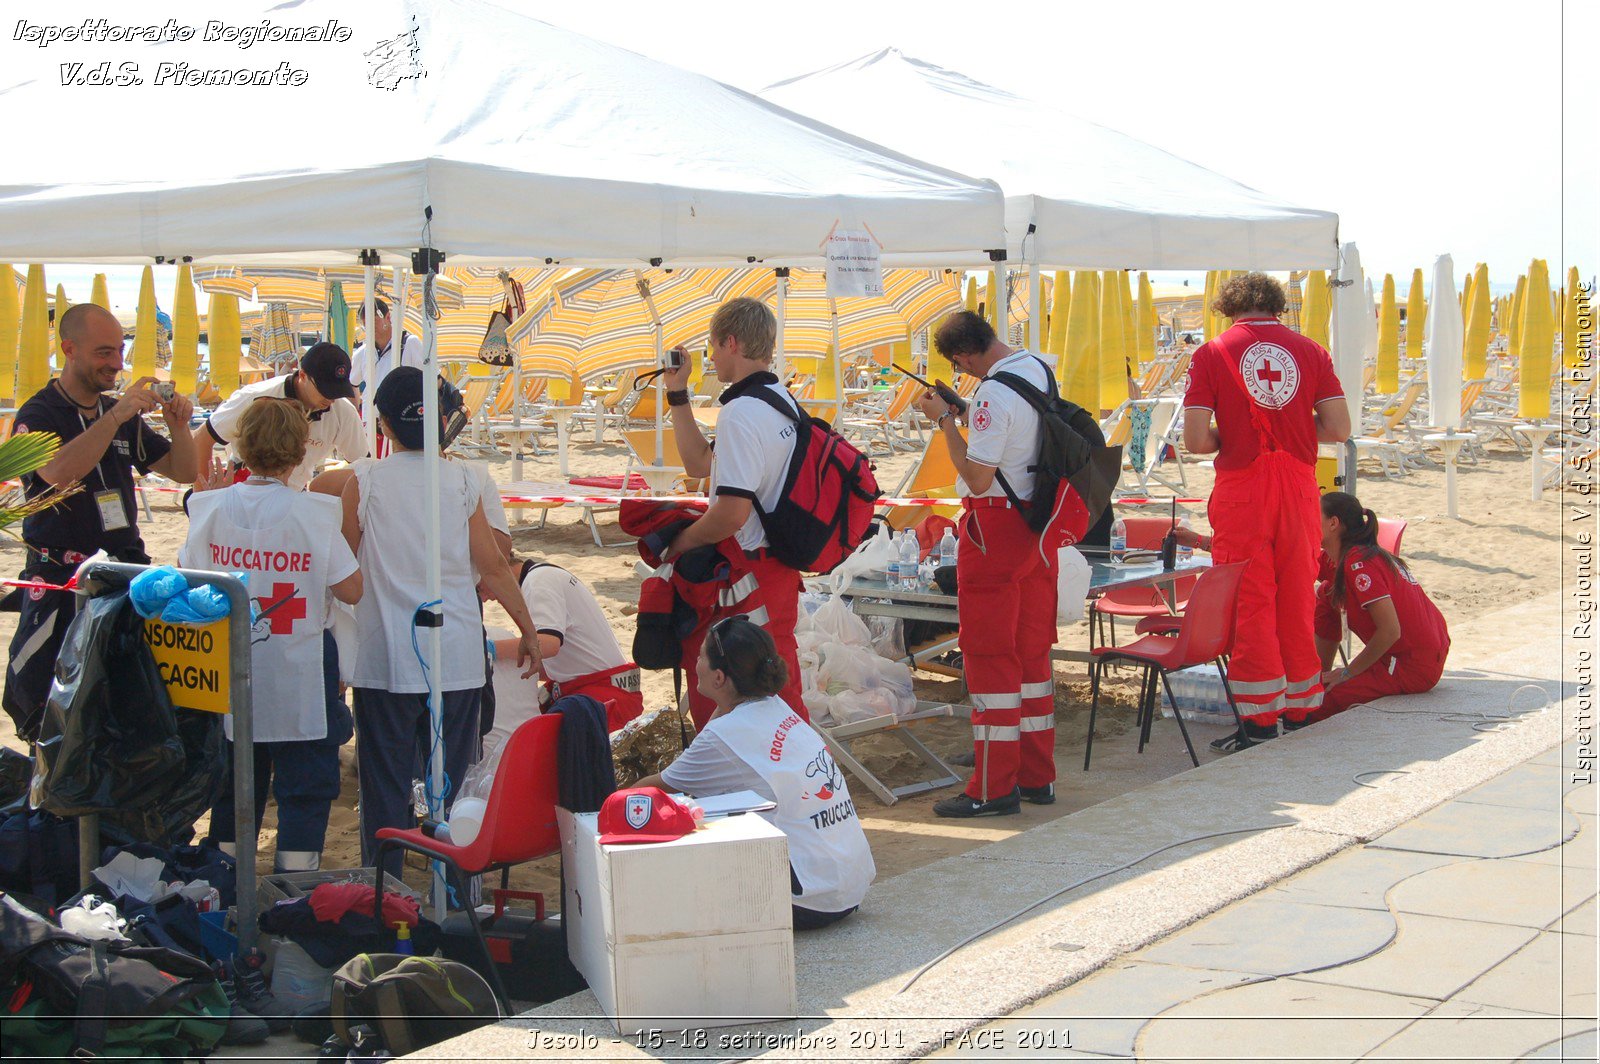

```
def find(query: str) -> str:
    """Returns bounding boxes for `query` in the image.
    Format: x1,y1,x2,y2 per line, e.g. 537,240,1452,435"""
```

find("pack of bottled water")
1159,663,1235,723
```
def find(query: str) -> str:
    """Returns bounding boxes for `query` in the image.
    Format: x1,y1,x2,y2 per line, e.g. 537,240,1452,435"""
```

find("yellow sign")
144,619,230,715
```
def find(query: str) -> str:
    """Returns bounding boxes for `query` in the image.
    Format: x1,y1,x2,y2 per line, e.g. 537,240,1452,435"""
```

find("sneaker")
213,962,271,1046
1019,783,1056,805
1209,719,1280,753
933,788,1021,818
231,947,290,1032
1281,715,1313,732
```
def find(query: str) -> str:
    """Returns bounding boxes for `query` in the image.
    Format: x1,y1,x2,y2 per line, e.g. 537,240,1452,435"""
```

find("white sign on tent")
824,227,885,298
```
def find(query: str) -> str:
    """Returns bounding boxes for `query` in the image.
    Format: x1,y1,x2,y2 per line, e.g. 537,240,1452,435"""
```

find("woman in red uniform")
1310,492,1450,721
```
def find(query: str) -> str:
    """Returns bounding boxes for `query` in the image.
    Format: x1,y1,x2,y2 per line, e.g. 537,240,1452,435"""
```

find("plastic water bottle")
1176,517,1194,564
938,527,959,568
1110,518,1128,564
897,529,921,590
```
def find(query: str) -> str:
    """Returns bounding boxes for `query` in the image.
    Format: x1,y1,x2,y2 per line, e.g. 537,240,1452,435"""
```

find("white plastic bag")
865,615,906,661
829,523,897,593
1057,546,1091,624
872,656,918,717
811,594,875,648
446,734,508,846
819,643,880,694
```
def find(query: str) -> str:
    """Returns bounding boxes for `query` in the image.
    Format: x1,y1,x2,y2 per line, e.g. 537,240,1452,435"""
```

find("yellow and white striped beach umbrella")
171,265,200,396
1563,265,1586,370
390,266,566,365
18,266,50,401
1464,263,1492,380
1136,273,1157,365
207,294,243,399
1376,274,1400,392
193,267,257,301
131,266,159,380
784,268,960,357
250,303,299,371
1301,271,1330,349
1061,270,1099,409
0,266,18,401
1405,268,1427,362
1518,259,1553,419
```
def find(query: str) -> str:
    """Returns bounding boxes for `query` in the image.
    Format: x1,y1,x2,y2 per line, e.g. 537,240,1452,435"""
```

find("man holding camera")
3,303,199,741
192,342,364,490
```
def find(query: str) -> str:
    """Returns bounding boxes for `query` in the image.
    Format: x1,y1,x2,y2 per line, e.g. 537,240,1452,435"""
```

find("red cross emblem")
1256,360,1283,392
259,582,307,635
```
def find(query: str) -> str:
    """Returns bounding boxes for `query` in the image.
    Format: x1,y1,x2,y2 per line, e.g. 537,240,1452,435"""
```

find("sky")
10,0,1594,310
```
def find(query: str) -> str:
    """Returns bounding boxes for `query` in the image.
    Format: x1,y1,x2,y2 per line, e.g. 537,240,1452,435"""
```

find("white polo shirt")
203,373,365,491
519,564,627,685
709,373,800,552
962,350,1048,501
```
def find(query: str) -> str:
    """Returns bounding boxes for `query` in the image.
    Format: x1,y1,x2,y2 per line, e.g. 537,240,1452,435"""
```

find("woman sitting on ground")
635,618,875,930
1309,491,1450,723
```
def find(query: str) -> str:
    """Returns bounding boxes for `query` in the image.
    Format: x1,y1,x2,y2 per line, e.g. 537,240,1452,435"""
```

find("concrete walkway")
427,593,1591,1062
949,740,1596,1061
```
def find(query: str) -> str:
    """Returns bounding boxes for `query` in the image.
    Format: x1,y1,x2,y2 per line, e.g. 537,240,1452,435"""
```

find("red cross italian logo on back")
260,583,307,635
1240,341,1301,409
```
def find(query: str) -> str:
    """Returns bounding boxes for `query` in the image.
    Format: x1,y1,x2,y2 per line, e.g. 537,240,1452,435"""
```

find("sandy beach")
0,419,1567,902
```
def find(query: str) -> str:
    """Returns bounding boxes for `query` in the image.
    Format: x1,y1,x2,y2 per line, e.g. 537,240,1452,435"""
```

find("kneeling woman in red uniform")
1312,492,1449,721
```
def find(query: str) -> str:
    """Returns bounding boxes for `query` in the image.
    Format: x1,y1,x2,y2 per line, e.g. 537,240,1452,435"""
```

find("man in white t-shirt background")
915,310,1064,818
351,298,427,450
193,342,366,490
656,297,807,731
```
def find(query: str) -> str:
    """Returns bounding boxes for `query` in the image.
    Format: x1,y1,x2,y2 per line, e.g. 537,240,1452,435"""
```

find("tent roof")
0,3,1003,268
762,49,1338,270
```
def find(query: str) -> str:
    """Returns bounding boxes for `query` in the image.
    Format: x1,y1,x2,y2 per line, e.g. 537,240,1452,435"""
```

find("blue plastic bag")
129,567,187,619
160,586,230,625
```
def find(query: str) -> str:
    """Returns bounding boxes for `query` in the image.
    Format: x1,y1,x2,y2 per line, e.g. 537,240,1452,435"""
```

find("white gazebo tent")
761,48,1340,346
1,0,1006,915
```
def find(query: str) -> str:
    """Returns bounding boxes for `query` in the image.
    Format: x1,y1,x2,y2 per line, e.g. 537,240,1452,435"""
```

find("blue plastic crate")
198,909,237,963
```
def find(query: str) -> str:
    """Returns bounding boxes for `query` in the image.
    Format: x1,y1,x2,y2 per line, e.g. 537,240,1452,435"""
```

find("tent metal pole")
773,269,787,381
1028,267,1043,353
417,258,447,921
363,267,377,457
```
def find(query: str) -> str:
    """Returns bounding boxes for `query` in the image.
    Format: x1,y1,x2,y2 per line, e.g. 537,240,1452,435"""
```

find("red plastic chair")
374,712,562,1008
1377,518,1406,555
1089,515,1200,647
1084,562,1250,770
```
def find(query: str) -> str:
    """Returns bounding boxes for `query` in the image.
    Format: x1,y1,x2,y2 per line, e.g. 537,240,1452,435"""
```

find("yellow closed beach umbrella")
1405,268,1427,361
1098,270,1126,408
1119,271,1139,375
171,265,200,396
1564,266,1586,369
1460,269,1475,326
52,284,70,369
1136,272,1157,365
1518,259,1553,419
207,294,242,399
1202,270,1219,341
0,266,18,401
1376,274,1401,392
90,273,110,310
964,275,979,314
1508,274,1526,357
1046,270,1070,364
983,271,998,329
1463,264,1492,379
18,266,51,401
1302,270,1330,348
131,266,158,380
1061,269,1099,408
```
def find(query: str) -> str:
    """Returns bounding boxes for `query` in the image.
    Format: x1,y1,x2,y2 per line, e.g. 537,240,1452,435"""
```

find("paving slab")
1520,1026,1600,1059
1387,857,1597,929
1452,761,1585,810
1509,808,1596,870
1363,1001,1586,1063
1264,846,1460,911
1134,978,1434,1062
1552,895,1596,938
1296,912,1539,1000
1136,899,1395,977
1369,797,1579,858
1453,930,1598,1017
946,960,1259,1060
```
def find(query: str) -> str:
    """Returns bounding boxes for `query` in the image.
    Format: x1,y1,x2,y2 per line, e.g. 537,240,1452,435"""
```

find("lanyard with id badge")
77,406,131,532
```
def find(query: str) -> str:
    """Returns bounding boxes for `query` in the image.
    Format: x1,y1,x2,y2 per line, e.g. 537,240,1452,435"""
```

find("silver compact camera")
152,382,176,402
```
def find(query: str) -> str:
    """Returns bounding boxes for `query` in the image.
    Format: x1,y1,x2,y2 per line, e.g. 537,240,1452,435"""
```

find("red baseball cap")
598,787,698,845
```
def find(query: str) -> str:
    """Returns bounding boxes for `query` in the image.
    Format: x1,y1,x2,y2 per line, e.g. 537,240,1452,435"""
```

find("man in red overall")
1184,273,1350,749
658,297,807,731
917,311,1088,816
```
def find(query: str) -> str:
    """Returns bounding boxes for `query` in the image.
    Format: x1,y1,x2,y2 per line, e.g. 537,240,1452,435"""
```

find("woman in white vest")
341,367,542,880
181,398,363,874
638,618,874,929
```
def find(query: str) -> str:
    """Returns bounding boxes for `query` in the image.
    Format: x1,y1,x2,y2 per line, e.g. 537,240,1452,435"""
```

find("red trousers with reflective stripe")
1210,452,1323,725
682,551,805,732
957,501,1059,800
1313,590,1450,721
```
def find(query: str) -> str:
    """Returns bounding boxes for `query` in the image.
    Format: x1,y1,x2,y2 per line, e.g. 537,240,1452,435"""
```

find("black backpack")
744,389,881,575
989,359,1122,535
